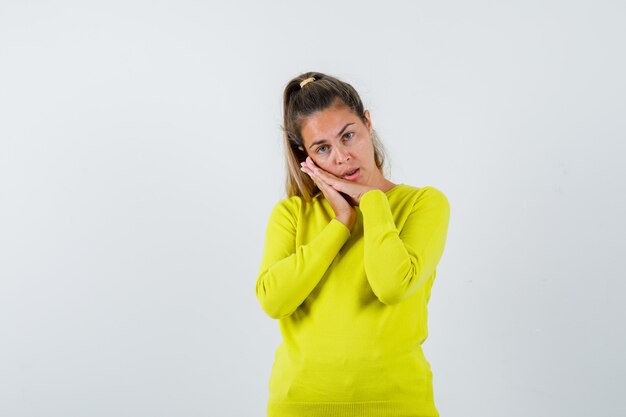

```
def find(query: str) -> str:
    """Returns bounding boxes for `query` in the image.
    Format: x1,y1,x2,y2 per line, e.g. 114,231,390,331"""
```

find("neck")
370,172,396,192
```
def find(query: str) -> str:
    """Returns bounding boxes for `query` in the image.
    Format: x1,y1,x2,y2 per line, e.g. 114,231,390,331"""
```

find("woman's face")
300,103,378,186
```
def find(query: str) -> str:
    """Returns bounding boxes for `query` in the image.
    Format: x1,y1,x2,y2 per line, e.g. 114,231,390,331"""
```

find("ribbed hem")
267,399,439,417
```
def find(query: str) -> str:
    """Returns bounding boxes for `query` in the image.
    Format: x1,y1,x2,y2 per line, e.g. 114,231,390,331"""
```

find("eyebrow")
308,122,355,149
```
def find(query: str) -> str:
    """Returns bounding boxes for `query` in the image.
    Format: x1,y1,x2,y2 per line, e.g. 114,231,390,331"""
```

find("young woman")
255,71,451,417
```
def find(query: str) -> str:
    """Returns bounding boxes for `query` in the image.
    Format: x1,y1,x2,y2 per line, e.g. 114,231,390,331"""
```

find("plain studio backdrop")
1,1,624,416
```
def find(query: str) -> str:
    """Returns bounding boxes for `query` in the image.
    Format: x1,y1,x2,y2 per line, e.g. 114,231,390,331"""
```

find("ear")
364,109,372,130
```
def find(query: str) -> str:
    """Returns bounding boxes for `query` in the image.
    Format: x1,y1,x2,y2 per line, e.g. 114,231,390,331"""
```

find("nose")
335,146,350,164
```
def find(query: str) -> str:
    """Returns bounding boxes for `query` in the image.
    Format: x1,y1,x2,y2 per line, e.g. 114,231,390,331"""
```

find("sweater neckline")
385,183,404,194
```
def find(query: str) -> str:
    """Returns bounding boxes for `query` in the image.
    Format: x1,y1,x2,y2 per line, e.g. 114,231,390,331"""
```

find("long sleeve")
255,198,352,319
360,186,450,305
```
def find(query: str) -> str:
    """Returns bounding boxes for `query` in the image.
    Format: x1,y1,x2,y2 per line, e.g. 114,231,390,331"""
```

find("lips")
342,168,359,178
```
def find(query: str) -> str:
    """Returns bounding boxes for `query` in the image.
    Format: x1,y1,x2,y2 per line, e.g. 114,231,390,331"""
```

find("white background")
1,1,624,416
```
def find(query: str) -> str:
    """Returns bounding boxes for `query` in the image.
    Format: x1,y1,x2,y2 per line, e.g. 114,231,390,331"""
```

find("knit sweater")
255,183,450,417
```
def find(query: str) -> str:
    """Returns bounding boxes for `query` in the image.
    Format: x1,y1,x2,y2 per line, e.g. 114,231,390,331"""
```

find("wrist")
335,213,355,231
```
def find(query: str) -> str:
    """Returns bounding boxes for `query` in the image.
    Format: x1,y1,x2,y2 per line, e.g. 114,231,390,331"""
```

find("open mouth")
343,168,359,179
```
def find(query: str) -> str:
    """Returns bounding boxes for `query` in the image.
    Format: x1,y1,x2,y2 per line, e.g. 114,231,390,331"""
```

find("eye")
316,145,328,154
343,132,354,140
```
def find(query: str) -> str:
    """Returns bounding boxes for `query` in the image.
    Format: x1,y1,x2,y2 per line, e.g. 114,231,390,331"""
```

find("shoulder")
266,195,303,228
418,185,448,202
399,184,450,213
392,183,446,198
270,195,301,216
273,194,301,210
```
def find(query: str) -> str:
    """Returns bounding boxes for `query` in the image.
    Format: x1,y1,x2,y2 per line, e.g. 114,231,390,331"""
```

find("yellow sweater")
255,184,450,417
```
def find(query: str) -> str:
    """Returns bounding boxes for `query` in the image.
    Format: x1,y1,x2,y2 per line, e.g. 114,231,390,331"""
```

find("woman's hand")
301,156,376,205
300,157,357,231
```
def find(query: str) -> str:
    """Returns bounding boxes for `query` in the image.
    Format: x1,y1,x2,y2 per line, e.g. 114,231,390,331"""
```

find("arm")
360,186,450,305
255,198,351,319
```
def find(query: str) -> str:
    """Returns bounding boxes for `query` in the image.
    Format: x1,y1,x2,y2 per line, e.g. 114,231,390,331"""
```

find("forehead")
300,105,358,144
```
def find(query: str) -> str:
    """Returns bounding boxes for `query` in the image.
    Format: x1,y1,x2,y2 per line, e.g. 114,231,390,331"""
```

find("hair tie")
300,77,316,88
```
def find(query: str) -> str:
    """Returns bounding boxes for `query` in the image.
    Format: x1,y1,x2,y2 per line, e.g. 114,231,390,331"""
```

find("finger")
304,159,335,182
302,161,322,180
301,159,314,172
310,167,343,191
303,167,337,197
305,157,329,177
305,156,323,172
301,165,324,188
300,163,316,179
305,159,342,184
311,166,335,183
301,161,347,197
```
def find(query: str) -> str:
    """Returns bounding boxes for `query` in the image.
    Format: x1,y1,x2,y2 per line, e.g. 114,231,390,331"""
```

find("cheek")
314,159,336,174
318,161,334,172
361,145,374,161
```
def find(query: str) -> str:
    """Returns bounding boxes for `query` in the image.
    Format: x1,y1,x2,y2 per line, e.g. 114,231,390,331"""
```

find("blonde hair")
281,71,390,201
